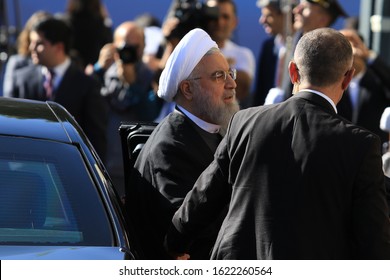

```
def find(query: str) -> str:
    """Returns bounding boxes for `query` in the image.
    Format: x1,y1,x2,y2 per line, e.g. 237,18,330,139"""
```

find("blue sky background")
1,0,361,96
5,0,361,61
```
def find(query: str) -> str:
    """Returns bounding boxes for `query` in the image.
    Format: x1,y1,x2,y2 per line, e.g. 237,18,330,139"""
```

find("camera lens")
117,44,138,64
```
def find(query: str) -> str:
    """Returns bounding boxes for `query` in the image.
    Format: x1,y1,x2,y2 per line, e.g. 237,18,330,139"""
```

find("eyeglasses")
188,68,237,83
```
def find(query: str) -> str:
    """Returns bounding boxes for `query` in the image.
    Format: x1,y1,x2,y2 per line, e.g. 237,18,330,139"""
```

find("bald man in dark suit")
165,28,390,260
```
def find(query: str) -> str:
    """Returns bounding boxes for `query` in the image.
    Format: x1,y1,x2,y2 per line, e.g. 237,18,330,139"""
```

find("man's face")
293,0,331,33
190,52,239,130
207,2,237,44
29,31,58,68
259,5,285,36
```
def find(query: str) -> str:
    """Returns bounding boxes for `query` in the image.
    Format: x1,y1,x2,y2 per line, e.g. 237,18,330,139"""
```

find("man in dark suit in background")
6,17,107,161
337,28,390,145
125,28,239,260
165,28,390,260
252,0,294,106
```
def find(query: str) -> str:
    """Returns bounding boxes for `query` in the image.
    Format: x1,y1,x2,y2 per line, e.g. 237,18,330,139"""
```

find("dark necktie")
44,69,55,100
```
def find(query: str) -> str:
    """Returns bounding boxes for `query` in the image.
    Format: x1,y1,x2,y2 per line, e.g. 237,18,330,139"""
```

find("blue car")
0,97,138,259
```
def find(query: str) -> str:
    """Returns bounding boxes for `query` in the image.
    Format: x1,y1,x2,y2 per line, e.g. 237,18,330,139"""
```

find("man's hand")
97,43,116,70
175,253,190,260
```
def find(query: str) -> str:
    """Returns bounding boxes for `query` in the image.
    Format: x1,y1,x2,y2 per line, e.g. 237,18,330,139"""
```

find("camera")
117,44,138,64
167,0,219,40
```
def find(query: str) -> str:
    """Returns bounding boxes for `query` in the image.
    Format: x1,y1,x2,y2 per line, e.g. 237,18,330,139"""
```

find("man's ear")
342,68,355,90
289,61,300,84
179,80,193,101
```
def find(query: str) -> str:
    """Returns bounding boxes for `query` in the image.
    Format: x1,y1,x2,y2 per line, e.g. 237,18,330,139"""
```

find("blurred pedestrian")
265,0,348,104
6,17,108,161
252,0,295,106
60,0,113,69
94,21,162,197
2,11,51,97
337,28,390,145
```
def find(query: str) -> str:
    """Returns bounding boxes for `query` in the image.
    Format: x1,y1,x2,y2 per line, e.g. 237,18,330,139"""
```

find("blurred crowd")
1,0,390,200
0,0,257,196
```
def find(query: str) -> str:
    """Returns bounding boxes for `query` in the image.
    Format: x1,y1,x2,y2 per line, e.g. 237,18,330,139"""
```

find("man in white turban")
125,28,239,259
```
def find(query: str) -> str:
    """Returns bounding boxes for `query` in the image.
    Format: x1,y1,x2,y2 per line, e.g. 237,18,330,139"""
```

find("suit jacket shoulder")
136,111,216,197
10,64,45,100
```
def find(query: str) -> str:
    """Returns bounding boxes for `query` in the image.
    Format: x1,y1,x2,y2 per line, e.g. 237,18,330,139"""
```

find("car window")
0,136,114,246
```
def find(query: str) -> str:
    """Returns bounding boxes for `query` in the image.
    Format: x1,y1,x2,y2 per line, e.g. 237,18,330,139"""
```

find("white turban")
157,28,218,102
380,107,390,132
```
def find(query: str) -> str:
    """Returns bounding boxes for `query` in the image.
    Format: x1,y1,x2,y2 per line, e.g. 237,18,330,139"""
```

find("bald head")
293,28,353,88
114,21,145,60
114,22,143,44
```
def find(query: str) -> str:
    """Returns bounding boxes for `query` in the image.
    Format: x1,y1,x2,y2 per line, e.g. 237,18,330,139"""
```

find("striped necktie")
44,69,55,100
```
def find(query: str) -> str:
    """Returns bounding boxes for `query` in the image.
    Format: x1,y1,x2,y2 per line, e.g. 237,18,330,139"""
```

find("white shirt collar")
176,105,221,134
302,89,338,113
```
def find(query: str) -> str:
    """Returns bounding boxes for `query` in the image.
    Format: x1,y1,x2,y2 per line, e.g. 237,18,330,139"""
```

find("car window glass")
0,136,113,246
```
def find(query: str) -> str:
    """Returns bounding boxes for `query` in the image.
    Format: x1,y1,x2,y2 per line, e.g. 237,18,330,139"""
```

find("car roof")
0,97,81,144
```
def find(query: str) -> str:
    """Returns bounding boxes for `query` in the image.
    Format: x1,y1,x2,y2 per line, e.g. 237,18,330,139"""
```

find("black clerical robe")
126,110,224,259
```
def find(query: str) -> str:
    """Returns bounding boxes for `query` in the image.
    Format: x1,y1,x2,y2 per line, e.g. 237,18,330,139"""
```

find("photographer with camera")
92,21,163,197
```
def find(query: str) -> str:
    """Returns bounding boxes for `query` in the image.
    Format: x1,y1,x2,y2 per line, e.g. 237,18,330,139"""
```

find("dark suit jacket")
252,37,277,106
337,65,390,145
126,110,224,259
9,62,108,160
167,91,390,259
370,55,390,92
